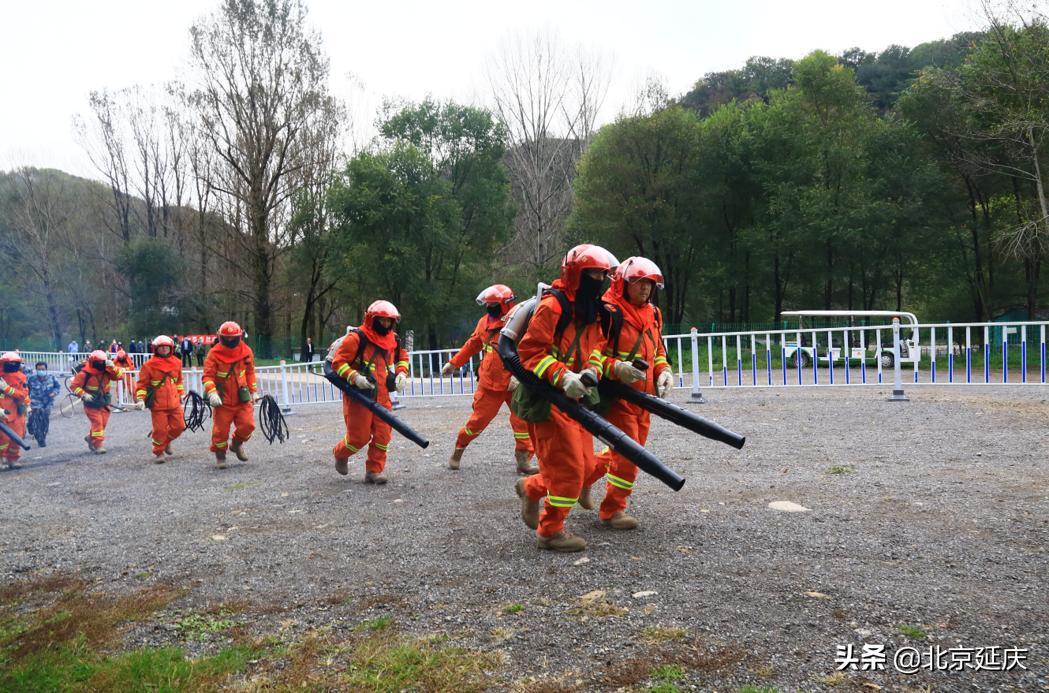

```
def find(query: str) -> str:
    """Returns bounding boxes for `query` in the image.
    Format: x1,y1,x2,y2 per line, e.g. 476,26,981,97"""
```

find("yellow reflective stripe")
151,438,163,446
653,356,668,366
177,384,185,391
90,431,104,437
546,494,578,508
86,385,99,390
396,361,409,368
336,363,351,376
0,443,8,451
216,371,229,377
374,442,389,451
202,380,216,394
215,441,228,448
135,390,147,397
73,387,84,395
513,432,530,439
534,356,556,378
343,438,360,453
462,427,477,436
150,380,161,386
551,368,564,386
606,473,635,490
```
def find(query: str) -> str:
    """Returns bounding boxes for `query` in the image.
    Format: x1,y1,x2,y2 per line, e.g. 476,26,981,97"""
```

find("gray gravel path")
1,386,1047,691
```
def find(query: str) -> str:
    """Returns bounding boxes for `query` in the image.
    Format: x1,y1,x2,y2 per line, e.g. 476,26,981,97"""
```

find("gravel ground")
2,386,1047,691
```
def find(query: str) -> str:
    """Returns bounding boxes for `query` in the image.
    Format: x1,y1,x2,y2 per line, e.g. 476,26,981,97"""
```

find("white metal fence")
8,319,1047,410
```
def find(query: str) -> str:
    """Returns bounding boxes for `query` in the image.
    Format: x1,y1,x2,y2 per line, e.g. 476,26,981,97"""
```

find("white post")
689,327,705,403
888,317,908,401
278,360,292,413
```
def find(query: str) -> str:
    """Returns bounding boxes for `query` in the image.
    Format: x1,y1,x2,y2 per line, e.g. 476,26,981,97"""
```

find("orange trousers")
521,407,597,538
210,403,254,453
84,406,111,449
149,407,186,455
455,386,533,452
332,396,392,473
583,404,651,520
0,414,26,462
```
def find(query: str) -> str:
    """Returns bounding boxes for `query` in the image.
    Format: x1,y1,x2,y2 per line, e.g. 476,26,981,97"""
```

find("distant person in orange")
202,322,257,468
69,350,125,454
133,336,186,463
442,284,536,474
580,256,674,530
330,300,410,484
113,349,135,403
0,352,31,469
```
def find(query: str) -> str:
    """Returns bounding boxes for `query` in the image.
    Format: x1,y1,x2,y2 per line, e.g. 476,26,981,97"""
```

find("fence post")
689,327,705,403
888,317,908,402
278,360,293,413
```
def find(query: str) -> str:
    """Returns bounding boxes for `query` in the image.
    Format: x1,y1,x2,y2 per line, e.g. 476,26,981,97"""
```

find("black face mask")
90,360,107,371
486,304,502,319
372,317,392,336
574,273,605,324
220,336,241,348
2,363,19,373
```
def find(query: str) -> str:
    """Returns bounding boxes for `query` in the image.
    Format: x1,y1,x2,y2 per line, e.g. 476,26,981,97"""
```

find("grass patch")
898,624,927,640
649,663,685,691
503,603,526,614
343,633,501,692
223,481,260,492
357,616,393,632
172,608,237,641
642,625,688,644
567,590,627,620
827,465,854,475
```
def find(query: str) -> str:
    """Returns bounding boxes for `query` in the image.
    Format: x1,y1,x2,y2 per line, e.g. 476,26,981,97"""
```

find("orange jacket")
517,293,607,388
114,355,135,371
202,344,257,407
0,371,30,420
331,330,409,405
70,363,124,402
449,313,512,390
135,355,185,410
600,303,670,395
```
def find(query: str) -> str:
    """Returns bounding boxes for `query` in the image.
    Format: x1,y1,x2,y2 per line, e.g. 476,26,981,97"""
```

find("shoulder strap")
545,287,573,342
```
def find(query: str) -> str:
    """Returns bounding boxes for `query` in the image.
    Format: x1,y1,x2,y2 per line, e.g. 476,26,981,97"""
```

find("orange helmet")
364,300,400,322
610,256,664,301
116,349,127,360
89,350,108,362
152,335,174,349
218,321,243,337
0,351,21,364
560,244,619,292
476,284,515,306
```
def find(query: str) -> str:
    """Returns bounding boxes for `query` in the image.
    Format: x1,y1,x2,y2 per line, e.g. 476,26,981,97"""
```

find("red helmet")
218,321,243,337
89,350,108,362
610,256,664,301
0,351,21,364
364,300,400,322
116,349,127,360
560,244,619,292
153,335,174,349
476,284,515,315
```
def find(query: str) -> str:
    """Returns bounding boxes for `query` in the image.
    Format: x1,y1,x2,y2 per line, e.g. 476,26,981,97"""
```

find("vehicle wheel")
879,352,894,369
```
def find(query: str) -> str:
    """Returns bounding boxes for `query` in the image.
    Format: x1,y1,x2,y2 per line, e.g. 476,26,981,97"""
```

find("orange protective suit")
518,282,609,538
135,354,186,455
114,354,135,400
69,362,124,450
330,329,409,474
0,371,30,464
582,295,671,520
449,312,533,453
202,342,257,453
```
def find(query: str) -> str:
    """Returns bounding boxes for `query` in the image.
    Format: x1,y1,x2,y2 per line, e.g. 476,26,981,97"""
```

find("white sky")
0,0,987,181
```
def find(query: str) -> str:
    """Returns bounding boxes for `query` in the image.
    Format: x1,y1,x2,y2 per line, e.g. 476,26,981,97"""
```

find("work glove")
441,362,455,377
251,391,261,403
395,373,408,392
208,392,223,408
133,400,146,411
507,375,520,392
657,369,674,398
80,392,97,404
24,405,31,418
613,360,646,384
105,358,116,369
352,373,375,390
560,371,589,400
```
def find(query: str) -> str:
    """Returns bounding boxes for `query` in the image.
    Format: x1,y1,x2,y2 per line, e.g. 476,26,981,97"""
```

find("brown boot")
335,457,349,476
536,530,587,552
84,436,93,452
364,470,388,485
515,450,538,475
215,450,228,469
602,511,639,530
578,483,594,510
448,447,465,470
515,478,540,530
164,443,174,456
230,439,248,462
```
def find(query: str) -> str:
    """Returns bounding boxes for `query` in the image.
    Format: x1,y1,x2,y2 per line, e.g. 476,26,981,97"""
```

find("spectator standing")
180,335,194,368
195,341,206,367
301,337,315,363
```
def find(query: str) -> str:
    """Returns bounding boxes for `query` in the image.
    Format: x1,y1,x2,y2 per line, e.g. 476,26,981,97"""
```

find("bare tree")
187,0,340,356
488,32,610,276
75,91,134,243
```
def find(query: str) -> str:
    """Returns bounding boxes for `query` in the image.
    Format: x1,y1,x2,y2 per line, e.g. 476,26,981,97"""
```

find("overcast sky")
0,0,987,180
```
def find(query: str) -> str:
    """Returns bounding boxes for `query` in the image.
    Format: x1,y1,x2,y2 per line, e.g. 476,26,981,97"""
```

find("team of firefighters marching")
0,244,668,553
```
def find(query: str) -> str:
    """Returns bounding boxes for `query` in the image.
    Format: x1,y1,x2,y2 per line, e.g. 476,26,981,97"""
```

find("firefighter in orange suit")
578,257,674,530
202,322,257,468
69,350,125,454
330,300,410,484
442,284,536,475
114,348,135,402
0,352,30,469
133,336,186,463
513,244,618,552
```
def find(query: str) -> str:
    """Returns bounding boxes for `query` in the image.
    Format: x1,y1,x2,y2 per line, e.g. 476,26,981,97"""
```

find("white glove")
208,392,222,407
251,391,261,402
24,406,31,418
507,376,520,392
133,400,146,410
441,362,455,377
560,371,589,399
105,358,116,369
352,373,375,390
613,360,646,384
395,373,408,392
657,369,673,398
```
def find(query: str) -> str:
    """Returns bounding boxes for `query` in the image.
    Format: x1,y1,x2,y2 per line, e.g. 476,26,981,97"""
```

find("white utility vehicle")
779,310,921,368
